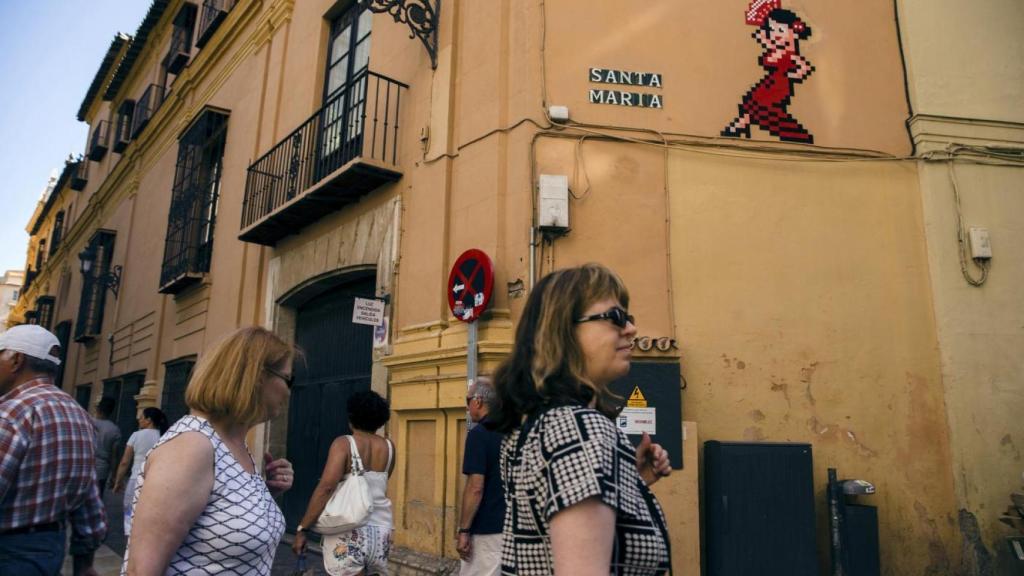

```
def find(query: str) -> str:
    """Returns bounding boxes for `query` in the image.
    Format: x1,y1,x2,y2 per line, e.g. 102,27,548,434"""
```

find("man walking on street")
457,376,505,576
93,396,120,497
0,325,107,575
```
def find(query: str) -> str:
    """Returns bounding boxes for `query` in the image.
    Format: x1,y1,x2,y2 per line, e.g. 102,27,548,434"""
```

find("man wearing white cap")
0,324,107,575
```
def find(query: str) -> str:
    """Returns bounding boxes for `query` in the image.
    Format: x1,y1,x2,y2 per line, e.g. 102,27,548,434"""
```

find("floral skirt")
322,524,393,576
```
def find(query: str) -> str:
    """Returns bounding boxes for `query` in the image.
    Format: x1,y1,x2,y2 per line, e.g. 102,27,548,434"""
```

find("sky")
0,1,152,273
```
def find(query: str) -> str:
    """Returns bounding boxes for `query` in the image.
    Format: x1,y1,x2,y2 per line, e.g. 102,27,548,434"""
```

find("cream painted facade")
13,1,1023,574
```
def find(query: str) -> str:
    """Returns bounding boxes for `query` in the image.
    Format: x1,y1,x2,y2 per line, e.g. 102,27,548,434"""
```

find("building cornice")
909,114,1024,154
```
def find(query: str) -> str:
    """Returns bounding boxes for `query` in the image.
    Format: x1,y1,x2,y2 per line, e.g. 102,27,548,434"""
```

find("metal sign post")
448,249,494,431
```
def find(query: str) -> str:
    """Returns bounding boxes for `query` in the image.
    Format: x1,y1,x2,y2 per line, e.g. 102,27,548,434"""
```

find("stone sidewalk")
69,489,454,575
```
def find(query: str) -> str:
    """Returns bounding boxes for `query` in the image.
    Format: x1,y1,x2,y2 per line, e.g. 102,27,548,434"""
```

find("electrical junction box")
969,227,992,259
548,105,570,123
538,174,569,232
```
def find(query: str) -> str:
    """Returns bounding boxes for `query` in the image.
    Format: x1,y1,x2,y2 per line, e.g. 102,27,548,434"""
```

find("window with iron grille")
162,357,196,426
159,110,228,294
34,239,47,271
75,383,92,411
104,372,145,441
35,296,55,330
75,231,115,341
114,100,135,153
54,321,71,388
49,211,65,256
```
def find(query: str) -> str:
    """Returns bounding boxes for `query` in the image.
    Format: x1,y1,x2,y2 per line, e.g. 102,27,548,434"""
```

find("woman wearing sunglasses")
490,263,672,575
121,327,296,575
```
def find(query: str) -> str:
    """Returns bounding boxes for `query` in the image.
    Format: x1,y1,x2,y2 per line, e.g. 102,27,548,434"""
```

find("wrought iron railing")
70,158,89,191
23,269,37,293
131,84,165,139
114,100,134,153
88,120,110,161
241,70,406,229
164,24,192,74
196,0,236,48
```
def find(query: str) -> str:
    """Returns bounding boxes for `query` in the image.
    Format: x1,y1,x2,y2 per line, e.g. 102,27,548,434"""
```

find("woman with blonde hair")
490,264,673,575
121,326,296,575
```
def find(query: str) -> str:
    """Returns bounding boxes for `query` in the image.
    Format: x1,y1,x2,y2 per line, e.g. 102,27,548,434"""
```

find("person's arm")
124,432,214,576
112,444,135,493
550,497,616,575
292,436,350,555
457,474,485,559
69,460,107,576
0,417,29,502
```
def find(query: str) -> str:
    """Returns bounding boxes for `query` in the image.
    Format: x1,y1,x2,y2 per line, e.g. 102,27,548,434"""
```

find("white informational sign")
352,297,385,327
617,407,657,435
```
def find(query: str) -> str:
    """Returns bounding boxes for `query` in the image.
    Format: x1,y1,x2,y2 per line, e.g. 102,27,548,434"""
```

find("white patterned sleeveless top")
120,415,285,575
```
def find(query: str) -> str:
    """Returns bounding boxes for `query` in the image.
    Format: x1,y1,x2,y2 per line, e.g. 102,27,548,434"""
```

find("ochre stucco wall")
668,150,962,574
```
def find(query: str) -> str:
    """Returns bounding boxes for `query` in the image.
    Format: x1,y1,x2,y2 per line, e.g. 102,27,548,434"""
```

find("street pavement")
63,488,328,575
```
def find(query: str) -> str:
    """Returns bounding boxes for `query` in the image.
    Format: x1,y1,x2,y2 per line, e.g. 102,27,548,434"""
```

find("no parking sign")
447,249,494,322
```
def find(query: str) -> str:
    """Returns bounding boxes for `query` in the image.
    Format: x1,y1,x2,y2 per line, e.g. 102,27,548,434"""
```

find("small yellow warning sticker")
627,386,648,408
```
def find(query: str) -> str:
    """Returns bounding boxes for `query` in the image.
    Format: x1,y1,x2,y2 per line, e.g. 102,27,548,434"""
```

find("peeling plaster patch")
743,426,767,441
844,429,878,458
958,509,993,576
770,377,791,408
736,360,746,370
800,362,819,406
806,416,838,441
749,409,765,422
914,501,952,576
721,354,731,368
999,434,1021,461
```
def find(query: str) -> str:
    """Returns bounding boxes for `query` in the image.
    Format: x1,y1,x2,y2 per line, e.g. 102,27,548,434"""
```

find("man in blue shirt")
457,376,505,576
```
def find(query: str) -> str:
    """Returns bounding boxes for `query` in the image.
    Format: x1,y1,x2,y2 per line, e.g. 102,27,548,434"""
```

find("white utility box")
968,227,992,259
538,174,570,232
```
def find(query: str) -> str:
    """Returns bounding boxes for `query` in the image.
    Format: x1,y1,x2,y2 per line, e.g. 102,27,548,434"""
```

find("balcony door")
318,4,372,179
282,276,375,529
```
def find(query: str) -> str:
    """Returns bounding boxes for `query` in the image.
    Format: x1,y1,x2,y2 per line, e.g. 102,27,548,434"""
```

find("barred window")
35,296,55,330
103,372,145,441
75,383,92,411
54,321,72,388
159,109,228,294
50,211,65,256
75,230,115,341
162,357,196,426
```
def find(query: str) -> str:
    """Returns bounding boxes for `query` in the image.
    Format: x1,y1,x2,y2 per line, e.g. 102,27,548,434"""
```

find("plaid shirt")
0,377,107,553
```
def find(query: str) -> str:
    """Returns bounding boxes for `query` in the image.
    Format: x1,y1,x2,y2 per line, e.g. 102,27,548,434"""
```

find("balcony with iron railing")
239,70,407,246
164,23,192,75
131,84,165,139
70,158,89,191
196,0,236,48
88,121,110,162
113,101,134,153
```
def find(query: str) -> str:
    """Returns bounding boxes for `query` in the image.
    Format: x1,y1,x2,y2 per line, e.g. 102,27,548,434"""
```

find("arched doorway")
282,274,376,528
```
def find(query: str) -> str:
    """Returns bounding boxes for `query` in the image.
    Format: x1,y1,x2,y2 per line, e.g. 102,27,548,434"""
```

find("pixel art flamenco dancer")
721,0,815,143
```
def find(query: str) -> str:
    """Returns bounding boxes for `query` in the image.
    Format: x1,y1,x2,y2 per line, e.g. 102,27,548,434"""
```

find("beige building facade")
13,1,1023,574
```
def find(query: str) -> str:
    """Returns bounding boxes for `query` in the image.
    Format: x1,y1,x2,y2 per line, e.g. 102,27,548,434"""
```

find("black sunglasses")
265,366,294,389
575,306,635,329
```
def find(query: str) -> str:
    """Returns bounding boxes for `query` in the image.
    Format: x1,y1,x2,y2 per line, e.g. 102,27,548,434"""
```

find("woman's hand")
635,433,671,486
264,452,294,494
291,530,307,556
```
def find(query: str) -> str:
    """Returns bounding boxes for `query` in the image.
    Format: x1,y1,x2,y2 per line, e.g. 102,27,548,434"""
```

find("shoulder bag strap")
385,438,394,473
346,435,364,474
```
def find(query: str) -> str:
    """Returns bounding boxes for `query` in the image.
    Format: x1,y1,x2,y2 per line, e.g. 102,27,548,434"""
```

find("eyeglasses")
575,306,635,329
265,366,294,389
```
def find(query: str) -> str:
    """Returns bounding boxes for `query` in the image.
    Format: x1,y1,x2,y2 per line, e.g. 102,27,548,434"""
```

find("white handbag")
315,435,373,535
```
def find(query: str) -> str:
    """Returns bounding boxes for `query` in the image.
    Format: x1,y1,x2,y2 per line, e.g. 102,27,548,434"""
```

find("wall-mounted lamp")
78,246,122,300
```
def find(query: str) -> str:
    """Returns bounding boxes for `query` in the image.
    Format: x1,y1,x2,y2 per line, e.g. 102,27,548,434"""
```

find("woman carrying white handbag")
292,390,396,576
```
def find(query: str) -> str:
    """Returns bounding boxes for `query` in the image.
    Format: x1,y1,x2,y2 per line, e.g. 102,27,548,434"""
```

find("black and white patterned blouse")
120,415,285,575
499,405,671,575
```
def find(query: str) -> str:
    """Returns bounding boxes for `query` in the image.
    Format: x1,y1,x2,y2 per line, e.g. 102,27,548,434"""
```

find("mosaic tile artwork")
722,1,815,144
